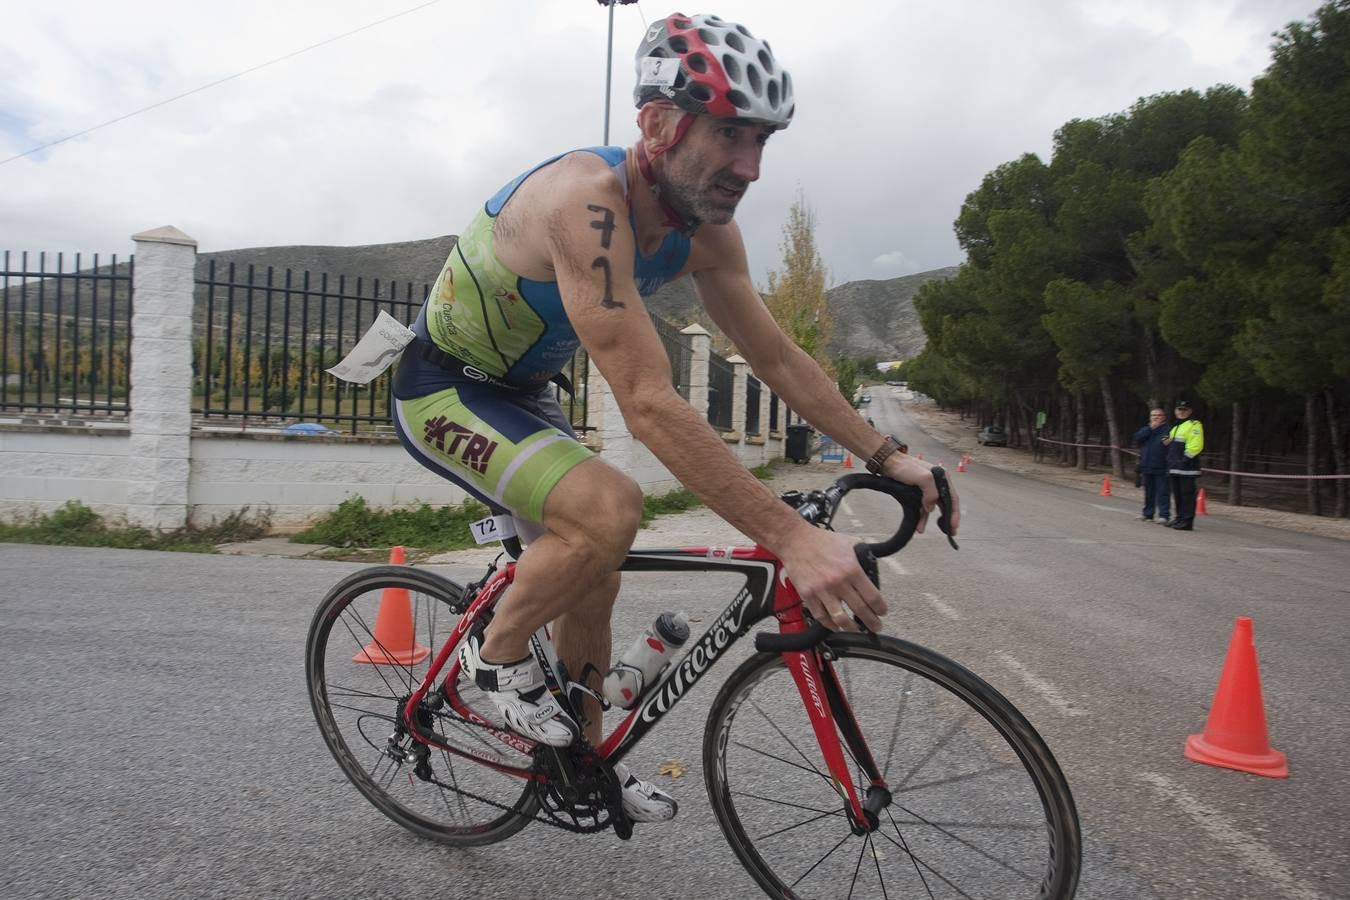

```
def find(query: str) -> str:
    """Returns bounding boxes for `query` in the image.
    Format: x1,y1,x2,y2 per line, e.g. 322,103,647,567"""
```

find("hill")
4,235,953,360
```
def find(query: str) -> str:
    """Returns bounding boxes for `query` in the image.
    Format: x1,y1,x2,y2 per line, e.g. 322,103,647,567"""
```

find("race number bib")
468,515,518,545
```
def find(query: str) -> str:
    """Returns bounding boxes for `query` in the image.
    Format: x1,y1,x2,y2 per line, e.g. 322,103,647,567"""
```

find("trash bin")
785,424,814,464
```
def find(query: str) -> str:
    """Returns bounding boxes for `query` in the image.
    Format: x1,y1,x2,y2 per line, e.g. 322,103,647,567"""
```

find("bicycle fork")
782,645,890,833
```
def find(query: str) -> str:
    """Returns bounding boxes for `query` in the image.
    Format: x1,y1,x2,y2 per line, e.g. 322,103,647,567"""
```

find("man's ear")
637,103,682,154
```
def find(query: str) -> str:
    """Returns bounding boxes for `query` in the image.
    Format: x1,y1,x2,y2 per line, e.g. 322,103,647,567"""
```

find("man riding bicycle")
391,11,960,824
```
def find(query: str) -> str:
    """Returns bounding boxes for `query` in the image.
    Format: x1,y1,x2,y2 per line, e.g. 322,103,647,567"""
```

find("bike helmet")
634,13,794,129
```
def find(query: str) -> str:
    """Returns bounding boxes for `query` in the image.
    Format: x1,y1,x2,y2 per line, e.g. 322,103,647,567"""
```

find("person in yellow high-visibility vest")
1163,400,1204,530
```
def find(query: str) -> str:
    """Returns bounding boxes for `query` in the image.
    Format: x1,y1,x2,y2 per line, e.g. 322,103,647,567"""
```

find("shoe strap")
467,640,545,693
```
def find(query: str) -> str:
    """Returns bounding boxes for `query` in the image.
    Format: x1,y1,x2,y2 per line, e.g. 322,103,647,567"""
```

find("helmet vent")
722,54,741,83
686,52,708,73
698,27,721,45
673,17,692,30
724,31,745,53
669,35,688,54
745,64,762,96
757,49,774,74
688,82,714,103
726,89,751,112
767,80,779,109
735,24,752,37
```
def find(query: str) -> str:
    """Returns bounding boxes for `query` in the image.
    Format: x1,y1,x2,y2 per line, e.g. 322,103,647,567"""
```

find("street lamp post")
599,0,640,145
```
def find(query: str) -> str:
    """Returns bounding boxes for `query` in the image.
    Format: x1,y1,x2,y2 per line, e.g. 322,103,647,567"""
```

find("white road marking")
1138,772,1330,900
882,556,909,577
994,653,1087,717
1090,504,1131,514
919,590,962,621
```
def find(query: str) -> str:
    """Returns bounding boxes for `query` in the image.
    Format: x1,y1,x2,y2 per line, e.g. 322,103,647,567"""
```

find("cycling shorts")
393,382,593,524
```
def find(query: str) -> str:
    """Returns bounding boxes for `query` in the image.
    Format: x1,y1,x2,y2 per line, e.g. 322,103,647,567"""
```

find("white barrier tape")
1033,437,1350,479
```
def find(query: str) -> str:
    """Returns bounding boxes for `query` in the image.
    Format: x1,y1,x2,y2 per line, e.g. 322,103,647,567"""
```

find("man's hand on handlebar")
778,527,887,633
882,451,961,539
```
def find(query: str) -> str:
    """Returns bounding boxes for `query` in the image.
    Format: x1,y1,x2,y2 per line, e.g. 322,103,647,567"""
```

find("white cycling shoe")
615,761,678,823
459,635,581,748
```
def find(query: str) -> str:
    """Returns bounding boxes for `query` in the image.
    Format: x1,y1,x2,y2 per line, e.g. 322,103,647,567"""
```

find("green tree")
764,190,832,363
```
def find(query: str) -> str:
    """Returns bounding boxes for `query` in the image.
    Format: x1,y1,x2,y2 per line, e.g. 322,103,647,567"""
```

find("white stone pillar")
756,376,772,465
682,324,711,421
583,356,608,452
728,354,747,455
126,226,196,530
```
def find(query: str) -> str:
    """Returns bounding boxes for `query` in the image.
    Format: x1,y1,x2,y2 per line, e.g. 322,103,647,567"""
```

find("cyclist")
392,11,959,823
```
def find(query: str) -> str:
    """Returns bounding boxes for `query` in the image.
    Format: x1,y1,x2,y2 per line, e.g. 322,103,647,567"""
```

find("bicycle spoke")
848,826,867,899
790,828,855,890
708,638,1078,898
338,610,415,698
893,710,973,793
732,739,834,785
881,671,915,780
748,698,832,784
887,802,1042,881
867,833,892,900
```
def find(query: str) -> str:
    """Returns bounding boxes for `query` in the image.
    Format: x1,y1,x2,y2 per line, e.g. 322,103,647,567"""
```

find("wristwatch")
866,435,907,475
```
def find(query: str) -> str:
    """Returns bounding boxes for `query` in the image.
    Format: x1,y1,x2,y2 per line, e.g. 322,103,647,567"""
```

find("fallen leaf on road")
657,759,686,778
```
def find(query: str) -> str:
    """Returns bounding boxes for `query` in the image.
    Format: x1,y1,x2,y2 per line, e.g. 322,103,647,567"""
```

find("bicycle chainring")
531,743,628,836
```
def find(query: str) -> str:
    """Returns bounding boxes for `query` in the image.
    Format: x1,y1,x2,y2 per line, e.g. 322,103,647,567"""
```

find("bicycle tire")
306,565,538,847
704,633,1081,899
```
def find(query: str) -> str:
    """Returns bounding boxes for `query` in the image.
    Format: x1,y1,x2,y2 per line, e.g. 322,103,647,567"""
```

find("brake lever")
931,466,959,550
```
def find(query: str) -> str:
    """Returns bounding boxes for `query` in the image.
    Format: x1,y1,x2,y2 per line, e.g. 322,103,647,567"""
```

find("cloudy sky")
0,0,1318,287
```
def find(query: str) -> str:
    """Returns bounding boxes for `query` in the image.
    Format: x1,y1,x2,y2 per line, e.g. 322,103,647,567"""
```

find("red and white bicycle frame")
402,543,880,827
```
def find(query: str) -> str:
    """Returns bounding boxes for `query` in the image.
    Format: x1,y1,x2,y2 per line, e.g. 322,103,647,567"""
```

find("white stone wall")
0,227,789,531
0,426,132,521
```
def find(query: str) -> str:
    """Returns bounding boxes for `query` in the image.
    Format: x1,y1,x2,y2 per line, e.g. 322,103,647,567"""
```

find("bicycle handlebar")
756,467,958,653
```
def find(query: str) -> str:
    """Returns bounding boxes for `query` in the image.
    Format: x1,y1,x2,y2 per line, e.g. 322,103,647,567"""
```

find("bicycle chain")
408,705,616,835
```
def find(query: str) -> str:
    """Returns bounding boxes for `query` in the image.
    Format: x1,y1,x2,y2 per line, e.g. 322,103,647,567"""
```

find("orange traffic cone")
1197,488,1208,515
1100,476,1112,496
843,452,854,469
353,546,430,666
957,458,967,472
1185,617,1287,777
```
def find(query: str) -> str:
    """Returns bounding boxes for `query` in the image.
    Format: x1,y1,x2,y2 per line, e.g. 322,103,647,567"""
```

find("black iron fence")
1,251,133,418
707,350,734,431
746,375,761,436
194,262,423,433
194,261,590,434
651,314,692,399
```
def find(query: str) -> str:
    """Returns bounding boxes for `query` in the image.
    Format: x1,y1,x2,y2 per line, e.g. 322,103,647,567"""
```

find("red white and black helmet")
634,12,794,129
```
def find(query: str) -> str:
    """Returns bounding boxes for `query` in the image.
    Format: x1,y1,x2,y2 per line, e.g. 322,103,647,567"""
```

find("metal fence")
707,350,734,431
651,314,692,399
746,375,762,436
1,251,133,418
193,261,589,434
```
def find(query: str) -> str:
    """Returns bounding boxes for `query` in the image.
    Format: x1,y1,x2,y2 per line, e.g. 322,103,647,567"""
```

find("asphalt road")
1,390,1346,899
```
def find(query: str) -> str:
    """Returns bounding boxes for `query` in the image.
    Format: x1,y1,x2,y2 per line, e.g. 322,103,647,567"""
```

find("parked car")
283,422,341,437
977,424,1008,447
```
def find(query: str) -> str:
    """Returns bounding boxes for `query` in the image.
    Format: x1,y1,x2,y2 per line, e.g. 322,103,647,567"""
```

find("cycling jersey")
393,146,693,523
395,146,692,397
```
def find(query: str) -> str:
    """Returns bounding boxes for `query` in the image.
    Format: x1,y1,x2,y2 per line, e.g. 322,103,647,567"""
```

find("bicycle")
306,471,1082,898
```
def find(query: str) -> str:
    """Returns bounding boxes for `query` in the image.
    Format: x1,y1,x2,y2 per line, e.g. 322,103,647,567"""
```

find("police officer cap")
1175,399,1193,410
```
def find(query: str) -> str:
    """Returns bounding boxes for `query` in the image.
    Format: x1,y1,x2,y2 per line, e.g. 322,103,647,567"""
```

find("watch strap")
866,435,905,475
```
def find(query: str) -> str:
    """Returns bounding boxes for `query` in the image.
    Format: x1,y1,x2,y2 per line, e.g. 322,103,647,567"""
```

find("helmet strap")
634,110,699,234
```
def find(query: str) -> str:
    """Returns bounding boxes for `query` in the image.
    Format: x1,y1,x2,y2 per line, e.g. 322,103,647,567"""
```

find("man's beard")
654,149,748,227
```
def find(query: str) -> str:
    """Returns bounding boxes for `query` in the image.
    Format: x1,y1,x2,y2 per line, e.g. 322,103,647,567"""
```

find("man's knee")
544,461,642,561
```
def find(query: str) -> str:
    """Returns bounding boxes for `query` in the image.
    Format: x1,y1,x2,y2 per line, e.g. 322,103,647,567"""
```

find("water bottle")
602,611,690,709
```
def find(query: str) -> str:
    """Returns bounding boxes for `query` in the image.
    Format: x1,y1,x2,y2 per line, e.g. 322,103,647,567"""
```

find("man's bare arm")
543,163,885,630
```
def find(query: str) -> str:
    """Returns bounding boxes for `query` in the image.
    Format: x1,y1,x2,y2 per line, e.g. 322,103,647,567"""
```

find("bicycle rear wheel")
306,565,538,846
705,633,1080,899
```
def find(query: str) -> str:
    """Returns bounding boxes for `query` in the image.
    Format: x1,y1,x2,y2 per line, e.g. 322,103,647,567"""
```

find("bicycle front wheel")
306,565,538,847
705,633,1081,899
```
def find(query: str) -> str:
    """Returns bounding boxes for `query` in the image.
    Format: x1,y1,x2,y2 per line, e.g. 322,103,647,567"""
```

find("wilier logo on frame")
422,416,499,474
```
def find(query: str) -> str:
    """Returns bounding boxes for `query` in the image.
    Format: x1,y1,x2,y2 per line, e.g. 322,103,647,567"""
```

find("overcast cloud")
0,0,1318,287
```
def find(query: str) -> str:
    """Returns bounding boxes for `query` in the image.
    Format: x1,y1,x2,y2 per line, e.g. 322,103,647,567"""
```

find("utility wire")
0,0,442,168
